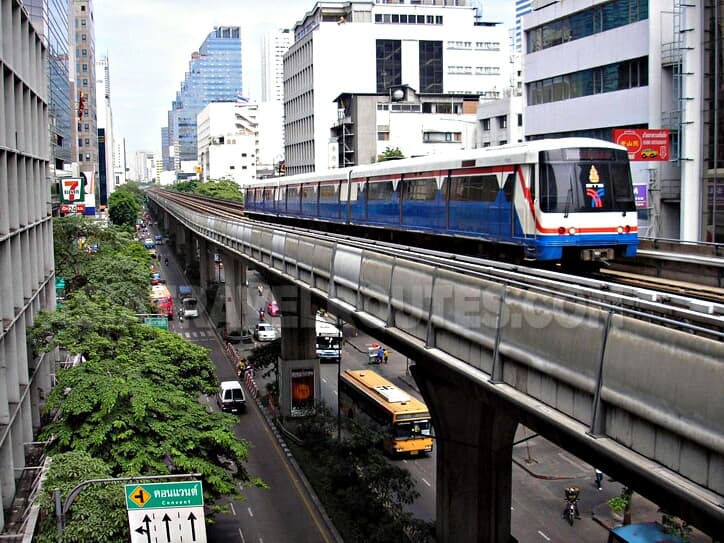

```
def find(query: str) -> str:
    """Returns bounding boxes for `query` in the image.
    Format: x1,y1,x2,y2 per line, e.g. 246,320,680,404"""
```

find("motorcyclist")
564,486,581,519
164,257,169,266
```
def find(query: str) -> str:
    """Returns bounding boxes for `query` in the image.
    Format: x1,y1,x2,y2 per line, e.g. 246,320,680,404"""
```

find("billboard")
613,129,670,161
60,178,84,203
290,368,315,417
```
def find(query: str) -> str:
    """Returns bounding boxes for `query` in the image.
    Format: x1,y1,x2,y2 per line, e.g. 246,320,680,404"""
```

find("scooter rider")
564,486,581,519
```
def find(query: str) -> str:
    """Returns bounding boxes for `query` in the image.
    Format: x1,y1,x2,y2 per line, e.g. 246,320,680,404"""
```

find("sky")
94,0,515,159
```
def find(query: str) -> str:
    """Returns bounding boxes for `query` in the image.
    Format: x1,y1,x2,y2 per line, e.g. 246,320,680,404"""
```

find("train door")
517,164,537,241
499,169,516,239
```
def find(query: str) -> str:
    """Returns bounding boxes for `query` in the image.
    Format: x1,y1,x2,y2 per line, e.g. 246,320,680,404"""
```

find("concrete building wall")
0,0,56,532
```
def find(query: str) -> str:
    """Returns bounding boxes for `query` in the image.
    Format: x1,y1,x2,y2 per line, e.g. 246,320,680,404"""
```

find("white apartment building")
475,90,524,148
284,0,509,174
132,151,155,183
112,137,127,188
197,102,257,185
261,29,293,103
522,0,722,241
96,56,114,205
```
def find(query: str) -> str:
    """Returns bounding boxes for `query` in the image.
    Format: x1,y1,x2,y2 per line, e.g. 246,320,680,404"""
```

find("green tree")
173,180,199,193
80,251,152,312
34,452,128,542
52,216,139,294
108,190,141,228
112,181,146,209
195,179,244,201
377,146,405,162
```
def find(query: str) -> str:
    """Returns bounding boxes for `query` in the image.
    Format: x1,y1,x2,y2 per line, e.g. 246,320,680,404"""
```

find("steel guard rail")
152,195,724,511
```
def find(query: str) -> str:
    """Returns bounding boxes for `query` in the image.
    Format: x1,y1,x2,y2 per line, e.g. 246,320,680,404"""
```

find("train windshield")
538,148,636,213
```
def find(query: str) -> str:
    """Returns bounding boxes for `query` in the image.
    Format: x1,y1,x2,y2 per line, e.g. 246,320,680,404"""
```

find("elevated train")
243,138,638,266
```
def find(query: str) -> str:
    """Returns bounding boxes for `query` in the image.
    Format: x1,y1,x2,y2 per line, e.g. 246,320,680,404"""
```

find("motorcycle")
563,499,577,526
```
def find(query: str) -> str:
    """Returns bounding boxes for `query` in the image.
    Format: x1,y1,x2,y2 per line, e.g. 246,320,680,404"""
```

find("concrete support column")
174,222,184,257
222,253,242,334
276,286,319,418
198,237,209,290
412,361,519,543
184,229,193,270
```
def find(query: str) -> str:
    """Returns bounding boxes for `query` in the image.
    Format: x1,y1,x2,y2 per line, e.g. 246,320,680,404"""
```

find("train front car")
530,139,638,266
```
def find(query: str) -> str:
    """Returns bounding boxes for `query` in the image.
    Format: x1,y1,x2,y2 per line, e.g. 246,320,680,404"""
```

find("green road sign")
125,481,203,510
143,316,168,330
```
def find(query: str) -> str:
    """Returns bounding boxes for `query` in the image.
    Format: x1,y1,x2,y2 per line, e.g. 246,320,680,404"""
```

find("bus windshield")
539,148,636,213
393,419,433,440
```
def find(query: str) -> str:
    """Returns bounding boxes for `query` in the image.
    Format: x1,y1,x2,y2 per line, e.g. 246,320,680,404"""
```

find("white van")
217,381,246,413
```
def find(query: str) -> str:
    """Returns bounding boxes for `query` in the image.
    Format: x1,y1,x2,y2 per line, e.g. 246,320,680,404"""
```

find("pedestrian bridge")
148,193,724,542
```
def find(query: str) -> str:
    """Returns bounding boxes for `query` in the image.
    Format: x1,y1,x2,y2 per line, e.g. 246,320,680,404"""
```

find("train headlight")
624,225,631,234
617,226,624,234
568,227,577,235
558,226,566,235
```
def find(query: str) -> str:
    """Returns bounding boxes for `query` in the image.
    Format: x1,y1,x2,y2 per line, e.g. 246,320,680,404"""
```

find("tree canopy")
377,146,405,162
108,190,141,228
171,179,243,202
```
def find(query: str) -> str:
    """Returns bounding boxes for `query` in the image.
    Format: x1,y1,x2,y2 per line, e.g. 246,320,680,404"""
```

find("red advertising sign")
613,129,670,161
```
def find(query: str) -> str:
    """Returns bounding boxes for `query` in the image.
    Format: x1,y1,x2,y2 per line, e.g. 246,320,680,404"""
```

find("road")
156,230,659,543
156,236,338,543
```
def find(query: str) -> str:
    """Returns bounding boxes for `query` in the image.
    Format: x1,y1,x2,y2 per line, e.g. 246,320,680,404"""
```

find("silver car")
254,322,277,341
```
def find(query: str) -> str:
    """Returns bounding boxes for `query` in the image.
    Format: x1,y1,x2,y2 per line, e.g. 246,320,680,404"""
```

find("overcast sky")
94,0,515,159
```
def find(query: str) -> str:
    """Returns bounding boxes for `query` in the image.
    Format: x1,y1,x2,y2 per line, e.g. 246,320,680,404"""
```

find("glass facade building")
169,26,242,164
24,0,72,172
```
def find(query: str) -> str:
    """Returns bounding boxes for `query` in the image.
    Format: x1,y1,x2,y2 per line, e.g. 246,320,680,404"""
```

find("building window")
378,132,390,141
82,64,88,72
482,118,491,131
527,0,648,53
81,33,87,41
78,138,83,147
518,114,523,127
419,41,443,93
499,140,508,145
85,138,90,146
376,39,402,93
526,56,648,105
497,115,507,129
79,154,83,161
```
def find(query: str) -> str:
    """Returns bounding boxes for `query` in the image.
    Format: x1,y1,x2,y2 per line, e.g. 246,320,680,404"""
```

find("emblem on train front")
585,165,605,208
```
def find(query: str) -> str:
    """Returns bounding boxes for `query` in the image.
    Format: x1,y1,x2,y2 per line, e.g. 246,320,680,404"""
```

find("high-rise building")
24,0,73,180
522,0,723,242
261,29,292,103
161,126,172,171
96,56,113,206
167,26,242,169
70,0,98,214
283,0,509,174
514,0,532,52
0,0,56,535
113,137,128,188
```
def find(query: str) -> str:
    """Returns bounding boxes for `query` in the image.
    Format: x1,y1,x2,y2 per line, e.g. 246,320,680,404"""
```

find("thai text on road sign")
125,481,203,509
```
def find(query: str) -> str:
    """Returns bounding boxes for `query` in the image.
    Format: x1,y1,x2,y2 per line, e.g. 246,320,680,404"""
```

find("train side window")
450,175,499,202
319,182,339,202
367,179,394,200
401,177,437,201
502,173,515,202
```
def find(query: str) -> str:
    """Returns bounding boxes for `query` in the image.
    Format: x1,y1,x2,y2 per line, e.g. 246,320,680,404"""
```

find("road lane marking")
238,528,245,542
247,507,254,517
322,378,328,383
537,531,550,540
230,503,236,516
421,478,431,487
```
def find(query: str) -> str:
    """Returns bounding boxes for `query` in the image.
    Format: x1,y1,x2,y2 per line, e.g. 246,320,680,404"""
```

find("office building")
284,0,509,174
24,0,73,179
522,0,722,241
96,56,113,206
112,137,128,189
197,102,258,185
0,0,56,534
70,0,98,214
167,26,243,169
261,28,293,103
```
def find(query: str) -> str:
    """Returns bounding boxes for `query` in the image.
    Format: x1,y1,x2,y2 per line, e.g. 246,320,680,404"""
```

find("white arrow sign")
128,507,206,543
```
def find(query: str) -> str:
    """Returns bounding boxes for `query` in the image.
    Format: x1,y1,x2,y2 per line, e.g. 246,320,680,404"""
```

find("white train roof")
244,138,627,189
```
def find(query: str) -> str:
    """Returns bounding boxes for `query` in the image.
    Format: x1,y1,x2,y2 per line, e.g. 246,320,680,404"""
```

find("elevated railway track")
151,189,723,339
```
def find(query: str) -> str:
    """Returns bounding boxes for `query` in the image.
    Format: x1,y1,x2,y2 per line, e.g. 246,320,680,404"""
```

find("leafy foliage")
289,407,433,542
108,190,141,228
171,179,243,202
34,452,128,542
377,146,405,162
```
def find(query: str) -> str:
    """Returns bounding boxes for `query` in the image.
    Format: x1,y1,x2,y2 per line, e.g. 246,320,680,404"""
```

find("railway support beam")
197,237,209,290
276,285,319,418
412,360,518,543
222,254,248,338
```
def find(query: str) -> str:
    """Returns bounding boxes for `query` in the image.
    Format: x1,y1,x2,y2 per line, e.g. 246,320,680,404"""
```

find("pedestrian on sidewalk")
595,468,604,490
383,349,389,364
376,345,384,365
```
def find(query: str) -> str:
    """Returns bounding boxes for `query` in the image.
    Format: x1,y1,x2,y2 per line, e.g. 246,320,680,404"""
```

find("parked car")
217,381,246,413
254,322,277,341
267,300,280,317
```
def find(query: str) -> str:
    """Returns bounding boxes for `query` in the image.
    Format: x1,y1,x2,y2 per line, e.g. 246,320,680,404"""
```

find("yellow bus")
339,369,433,457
